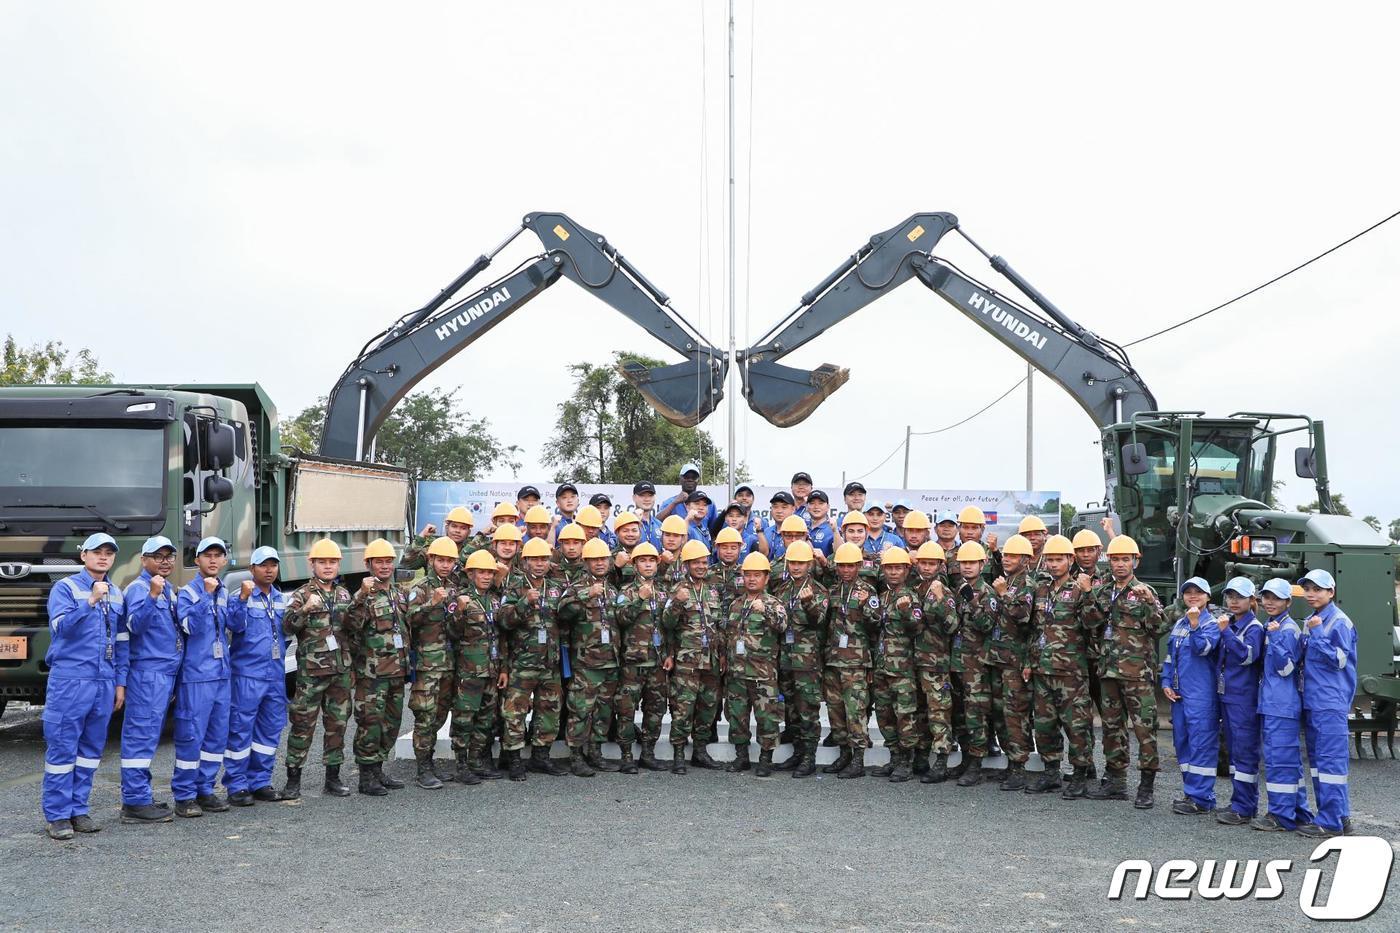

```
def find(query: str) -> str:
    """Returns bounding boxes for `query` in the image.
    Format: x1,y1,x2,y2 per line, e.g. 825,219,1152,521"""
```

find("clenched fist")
420,523,437,537
992,576,1008,597
986,533,999,551
1216,614,1231,631
798,584,813,603
1132,583,1154,599
615,550,631,567
639,583,654,600
429,587,446,607
1307,615,1322,629
89,581,110,606
1186,606,1200,629
304,592,323,612
588,582,604,599
455,595,471,613
674,586,691,604
895,595,911,611
360,577,376,595
931,581,946,601
149,576,166,599
526,587,540,606
659,551,674,564
750,597,765,612
241,580,255,599
202,576,219,595
1075,574,1093,593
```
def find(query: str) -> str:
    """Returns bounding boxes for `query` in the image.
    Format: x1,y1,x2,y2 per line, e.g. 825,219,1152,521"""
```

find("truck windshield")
1188,432,1250,496
0,424,165,519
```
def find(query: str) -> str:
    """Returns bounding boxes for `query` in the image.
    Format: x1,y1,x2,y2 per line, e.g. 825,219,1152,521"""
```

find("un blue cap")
935,510,959,525
893,500,913,512
79,533,118,552
1178,576,1210,596
195,536,228,555
1298,568,1336,590
680,462,701,478
1261,578,1293,600
1223,576,1256,598
141,535,175,555
250,546,280,565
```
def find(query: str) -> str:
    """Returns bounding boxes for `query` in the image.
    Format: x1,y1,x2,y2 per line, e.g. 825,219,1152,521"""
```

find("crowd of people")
39,466,1358,843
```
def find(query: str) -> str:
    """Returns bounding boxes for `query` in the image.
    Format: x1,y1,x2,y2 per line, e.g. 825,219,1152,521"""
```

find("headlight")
1249,537,1276,557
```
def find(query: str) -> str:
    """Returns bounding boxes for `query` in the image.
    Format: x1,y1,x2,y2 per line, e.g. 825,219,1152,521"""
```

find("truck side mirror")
1294,446,1316,479
1121,442,1149,477
202,421,237,471
203,474,234,504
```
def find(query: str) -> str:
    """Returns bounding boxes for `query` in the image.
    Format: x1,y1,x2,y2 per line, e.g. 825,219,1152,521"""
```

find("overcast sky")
4,2,1398,522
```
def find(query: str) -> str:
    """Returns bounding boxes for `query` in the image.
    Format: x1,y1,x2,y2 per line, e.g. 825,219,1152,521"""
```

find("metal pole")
1025,362,1033,489
902,425,911,490
725,0,737,501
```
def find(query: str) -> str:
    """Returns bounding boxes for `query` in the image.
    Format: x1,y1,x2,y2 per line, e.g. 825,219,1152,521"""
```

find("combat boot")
569,747,596,777
922,752,949,784
586,742,620,772
639,742,666,771
672,743,688,775
280,765,302,800
793,744,817,779
506,750,527,782
453,754,481,786
824,747,853,775
1133,770,1155,809
755,749,774,777
358,765,388,796
323,765,351,797
252,785,282,801
946,753,969,781
377,764,406,790
774,741,802,771
822,731,839,747
1086,768,1129,800
1061,766,1088,799
837,747,865,779
956,756,984,786
870,751,897,778
726,744,752,773
911,747,931,777
890,751,912,783
1026,766,1063,794
121,803,173,824
471,752,505,781
530,745,569,776
618,746,639,775
690,743,720,770
415,754,443,790
1000,763,1028,792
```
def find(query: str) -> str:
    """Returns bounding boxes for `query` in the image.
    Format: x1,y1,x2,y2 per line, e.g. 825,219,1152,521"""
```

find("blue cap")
1298,568,1336,590
79,532,118,552
1260,578,1293,600
864,502,886,514
1223,576,1256,598
250,546,280,565
195,536,228,555
935,510,959,525
680,462,701,478
1178,576,1210,596
141,535,175,555
893,500,913,512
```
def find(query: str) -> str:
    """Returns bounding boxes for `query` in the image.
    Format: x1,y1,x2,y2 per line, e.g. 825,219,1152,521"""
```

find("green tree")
544,352,730,484
1297,493,1352,516
1360,514,1382,534
282,388,519,481
2,334,113,385
1388,518,1400,544
1059,501,1077,532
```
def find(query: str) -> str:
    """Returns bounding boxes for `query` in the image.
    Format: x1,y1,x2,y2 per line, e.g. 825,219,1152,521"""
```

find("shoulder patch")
868,596,880,609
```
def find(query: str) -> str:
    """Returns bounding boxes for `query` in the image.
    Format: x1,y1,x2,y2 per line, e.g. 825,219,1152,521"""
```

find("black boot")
1000,763,1028,792
529,744,568,776
376,763,405,790
569,747,596,777
618,746,639,775
726,745,752,773
454,755,481,786
838,747,865,779
1133,770,1156,809
1026,765,1063,794
639,742,666,771
870,749,897,778
1086,768,1129,800
774,741,802,771
415,753,443,790
755,749,774,777
472,752,505,781
672,743,688,775
323,765,351,797
947,753,970,781
358,764,388,796
822,731,839,747
793,744,817,779
280,765,302,800
922,752,949,784
824,747,853,775
956,756,984,787
587,742,620,772
507,749,527,782
1061,765,1088,799
911,748,931,777
890,751,912,783
690,743,720,770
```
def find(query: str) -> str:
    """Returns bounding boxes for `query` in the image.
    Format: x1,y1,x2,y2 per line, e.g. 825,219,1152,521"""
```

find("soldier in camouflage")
1072,525,1111,781
405,537,461,789
345,539,410,796
869,547,922,783
770,541,827,778
947,540,999,786
822,542,879,779
563,538,622,776
660,541,724,774
913,542,958,782
985,534,1037,791
613,543,671,773
449,548,507,784
552,523,588,583
722,552,789,777
402,505,479,574
281,539,354,799
703,526,746,749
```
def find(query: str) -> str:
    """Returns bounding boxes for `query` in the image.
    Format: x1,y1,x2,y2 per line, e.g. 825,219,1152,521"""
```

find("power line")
847,435,909,484
911,377,1027,436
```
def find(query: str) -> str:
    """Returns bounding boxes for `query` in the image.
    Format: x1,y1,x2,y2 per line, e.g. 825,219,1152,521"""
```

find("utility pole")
725,0,737,501
1025,362,1034,490
902,424,911,490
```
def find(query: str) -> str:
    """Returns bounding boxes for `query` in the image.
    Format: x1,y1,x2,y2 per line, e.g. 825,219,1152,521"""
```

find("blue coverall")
1301,601,1358,833
1219,610,1265,816
120,570,182,806
1258,612,1311,828
223,585,288,795
172,578,243,801
1161,610,1221,809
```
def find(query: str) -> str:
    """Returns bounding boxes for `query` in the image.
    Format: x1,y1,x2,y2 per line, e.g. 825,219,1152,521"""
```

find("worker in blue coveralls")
1214,576,1264,826
42,532,128,840
118,535,182,825
172,536,243,818
1161,576,1220,816
1295,568,1358,838
223,546,289,806
1252,577,1312,832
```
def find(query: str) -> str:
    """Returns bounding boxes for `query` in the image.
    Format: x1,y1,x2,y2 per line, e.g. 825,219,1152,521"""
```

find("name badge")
326,634,339,651
785,630,795,644
491,643,498,660
702,633,709,648
538,628,548,645
838,633,849,649
213,638,224,659
392,633,404,650
272,640,281,659
601,627,610,645
652,630,662,647
735,639,746,655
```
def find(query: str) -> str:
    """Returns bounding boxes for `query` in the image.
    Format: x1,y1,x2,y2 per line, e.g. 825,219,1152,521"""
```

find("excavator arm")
739,212,1156,428
320,212,727,459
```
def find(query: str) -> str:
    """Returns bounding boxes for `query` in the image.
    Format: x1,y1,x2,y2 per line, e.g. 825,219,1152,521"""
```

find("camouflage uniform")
345,582,409,766
660,576,723,750
915,580,958,755
873,583,922,756
724,592,788,750
406,571,457,757
986,569,1036,765
1082,575,1166,773
402,533,479,574
449,582,504,761
822,579,879,749
952,577,999,758
564,577,621,749
1028,574,1094,770
498,573,574,752
612,579,670,750
283,581,354,768
772,574,828,749
703,561,744,744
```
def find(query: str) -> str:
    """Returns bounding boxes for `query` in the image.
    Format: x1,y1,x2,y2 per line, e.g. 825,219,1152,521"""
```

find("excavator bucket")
741,360,850,428
618,356,728,428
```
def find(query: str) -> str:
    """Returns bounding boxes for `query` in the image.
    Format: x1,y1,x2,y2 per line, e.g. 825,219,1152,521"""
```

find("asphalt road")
1,702,1397,932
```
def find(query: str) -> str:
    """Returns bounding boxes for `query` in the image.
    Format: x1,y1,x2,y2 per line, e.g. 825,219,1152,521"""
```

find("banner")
416,481,1061,540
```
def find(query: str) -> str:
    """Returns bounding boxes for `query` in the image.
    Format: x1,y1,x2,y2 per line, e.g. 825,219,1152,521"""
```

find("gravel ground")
1,701,1396,931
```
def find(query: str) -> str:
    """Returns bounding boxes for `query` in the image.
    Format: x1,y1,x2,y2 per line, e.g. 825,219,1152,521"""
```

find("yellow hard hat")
780,515,808,534
426,536,459,559
660,515,689,535
613,511,640,529
714,526,742,545
492,502,518,520
363,538,396,561
465,549,498,571
631,542,659,558
956,541,988,562
521,538,552,558
915,542,946,562
957,506,986,525
1017,515,1048,534
576,505,604,528
445,506,474,526
680,539,710,562
741,552,771,572
1072,529,1102,550
881,546,912,566
493,523,523,542
1105,535,1140,557
581,538,612,559
902,510,931,530
1042,534,1075,556
834,542,863,564
558,524,585,542
785,541,814,562
308,539,342,560
1003,534,1034,557
841,511,869,528
524,505,551,525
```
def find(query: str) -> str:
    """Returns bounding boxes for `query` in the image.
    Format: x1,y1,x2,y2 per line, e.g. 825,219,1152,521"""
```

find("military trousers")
1033,671,1093,769
781,668,823,746
725,675,782,750
668,666,720,749
989,665,1033,764
607,663,668,747
353,676,404,765
873,669,920,753
286,670,352,768
960,661,993,757
450,673,497,757
822,666,871,749
914,667,954,755
408,668,455,757
1100,676,1159,773
502,669,562,752
565,666,618,749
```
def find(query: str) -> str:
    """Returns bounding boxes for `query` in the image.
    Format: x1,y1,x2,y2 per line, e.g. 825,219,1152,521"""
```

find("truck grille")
0,586,50,620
